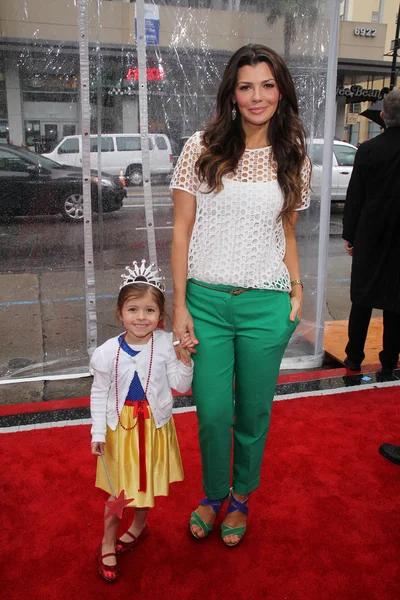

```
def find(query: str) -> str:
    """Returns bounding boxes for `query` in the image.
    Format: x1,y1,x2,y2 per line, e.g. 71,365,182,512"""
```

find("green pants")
186,279,298,499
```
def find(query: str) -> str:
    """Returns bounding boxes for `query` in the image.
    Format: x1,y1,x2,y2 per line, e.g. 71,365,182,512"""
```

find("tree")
265,0,319,60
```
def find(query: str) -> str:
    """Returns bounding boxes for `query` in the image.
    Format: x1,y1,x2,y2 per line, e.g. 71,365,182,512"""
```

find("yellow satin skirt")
95,404,184,508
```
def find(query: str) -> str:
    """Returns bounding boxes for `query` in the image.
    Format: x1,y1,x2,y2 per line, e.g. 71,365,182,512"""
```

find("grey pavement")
0,200,370,405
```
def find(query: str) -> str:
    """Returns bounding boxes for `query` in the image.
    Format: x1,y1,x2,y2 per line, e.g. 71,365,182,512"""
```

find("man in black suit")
342,89,400,378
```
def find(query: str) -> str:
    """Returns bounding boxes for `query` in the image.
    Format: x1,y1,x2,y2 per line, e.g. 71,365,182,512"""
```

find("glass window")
309,143,323,165
0,120,8,144
334,145,357,167
349,122,360,147
63,124,76,137
22,92,77,103
0,149,29,172
116,136,153,151
368,120,382,139
90,137,114,152
116,136,141,151
24,120,41,148
155,135,168,150
58,138,79,154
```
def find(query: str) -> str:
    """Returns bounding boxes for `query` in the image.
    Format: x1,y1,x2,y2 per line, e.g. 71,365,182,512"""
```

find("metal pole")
96,0,104,272
77,0,98,358
343,0,350,21
136,0,158,267
378,0,385,24
389,3,400,90
314,0,341,358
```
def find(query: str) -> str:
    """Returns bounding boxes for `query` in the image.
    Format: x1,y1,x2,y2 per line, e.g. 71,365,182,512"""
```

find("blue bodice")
119,334,146,401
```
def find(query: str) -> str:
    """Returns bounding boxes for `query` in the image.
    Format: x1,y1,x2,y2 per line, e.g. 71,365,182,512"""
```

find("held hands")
173,304,199,364
91,442,105,456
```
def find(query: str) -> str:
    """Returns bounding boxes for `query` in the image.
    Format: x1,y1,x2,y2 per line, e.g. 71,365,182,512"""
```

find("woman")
170,44,311,547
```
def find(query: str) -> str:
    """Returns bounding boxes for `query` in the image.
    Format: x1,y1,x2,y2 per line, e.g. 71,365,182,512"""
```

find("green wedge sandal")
189,496,227,540
221,492,249,547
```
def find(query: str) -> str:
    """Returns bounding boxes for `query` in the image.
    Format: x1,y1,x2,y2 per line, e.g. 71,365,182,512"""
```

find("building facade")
0,0,398,151
338,0,399,143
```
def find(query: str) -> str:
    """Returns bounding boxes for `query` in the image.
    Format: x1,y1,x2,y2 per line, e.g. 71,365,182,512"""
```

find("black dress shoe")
376,370,398,382
379,443,400,466
343,358,361,371
380,366,394,375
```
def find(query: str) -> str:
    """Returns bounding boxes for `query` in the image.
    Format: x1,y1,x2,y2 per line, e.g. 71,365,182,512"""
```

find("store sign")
347,113,359,125
135,4,160,45
336,85,385,103
125,67,164,83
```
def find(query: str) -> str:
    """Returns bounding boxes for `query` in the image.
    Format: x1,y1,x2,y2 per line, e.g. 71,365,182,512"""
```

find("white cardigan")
90,329,193,443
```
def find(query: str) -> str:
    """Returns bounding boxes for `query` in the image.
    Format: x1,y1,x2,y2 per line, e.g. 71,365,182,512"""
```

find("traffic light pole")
390,2,400,90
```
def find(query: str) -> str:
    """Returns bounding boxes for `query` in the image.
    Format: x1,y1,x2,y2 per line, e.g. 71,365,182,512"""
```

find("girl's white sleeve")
90,349,111,444
164,334,194,394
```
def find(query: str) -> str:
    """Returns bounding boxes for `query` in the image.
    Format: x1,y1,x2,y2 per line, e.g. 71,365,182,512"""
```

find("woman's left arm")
283,212,302,322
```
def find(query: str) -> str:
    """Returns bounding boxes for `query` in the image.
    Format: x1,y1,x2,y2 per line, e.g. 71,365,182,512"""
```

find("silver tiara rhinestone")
120,259,166,293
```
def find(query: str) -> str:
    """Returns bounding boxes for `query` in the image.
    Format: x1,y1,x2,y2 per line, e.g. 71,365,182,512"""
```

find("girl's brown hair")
116,284,166,321
197,44,309,222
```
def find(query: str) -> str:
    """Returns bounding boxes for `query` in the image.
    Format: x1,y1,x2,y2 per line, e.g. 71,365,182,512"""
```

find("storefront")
0,38,230,153
335,19,393,144
22,73,79,151
0,0,335,378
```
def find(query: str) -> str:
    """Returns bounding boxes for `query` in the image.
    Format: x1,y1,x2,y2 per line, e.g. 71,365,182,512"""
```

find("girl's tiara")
120,259,166,293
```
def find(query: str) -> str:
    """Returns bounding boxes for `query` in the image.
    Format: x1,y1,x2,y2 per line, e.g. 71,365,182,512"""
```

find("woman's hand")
91,442,105,456
283,213,302,323
173,304,199,363
289,292,302,322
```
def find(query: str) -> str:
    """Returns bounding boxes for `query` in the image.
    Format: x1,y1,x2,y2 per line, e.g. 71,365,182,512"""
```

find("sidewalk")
0,206,358,407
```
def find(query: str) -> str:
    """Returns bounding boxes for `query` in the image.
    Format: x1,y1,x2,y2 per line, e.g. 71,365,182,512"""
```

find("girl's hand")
173,305,199,363
289,293,302,322
181,332,195,349
91,442,105,456
177,333,196,365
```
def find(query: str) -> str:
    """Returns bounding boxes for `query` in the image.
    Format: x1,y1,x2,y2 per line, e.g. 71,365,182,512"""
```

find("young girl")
90,260,193,582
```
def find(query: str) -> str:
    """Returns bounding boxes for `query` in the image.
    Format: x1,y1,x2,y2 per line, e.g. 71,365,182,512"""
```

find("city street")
0,187,346,273
0,186,355,389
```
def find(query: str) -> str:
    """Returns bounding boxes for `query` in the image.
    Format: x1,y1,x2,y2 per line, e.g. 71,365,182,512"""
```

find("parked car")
0,145,126,222
309,140,358,202
172,135,190,166
43,133,174,186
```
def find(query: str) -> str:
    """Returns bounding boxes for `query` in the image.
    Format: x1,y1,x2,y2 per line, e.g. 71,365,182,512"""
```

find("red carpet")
2,387,400,600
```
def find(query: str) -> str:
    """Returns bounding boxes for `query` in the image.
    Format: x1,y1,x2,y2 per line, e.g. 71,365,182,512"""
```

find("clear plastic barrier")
0,0,334,381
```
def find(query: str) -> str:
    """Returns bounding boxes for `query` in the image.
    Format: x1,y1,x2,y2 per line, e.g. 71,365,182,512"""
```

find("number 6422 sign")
354,27,377,37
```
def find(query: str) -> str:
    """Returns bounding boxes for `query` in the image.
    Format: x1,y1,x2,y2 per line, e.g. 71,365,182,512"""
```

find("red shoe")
115,524,149,555
96,546,120,583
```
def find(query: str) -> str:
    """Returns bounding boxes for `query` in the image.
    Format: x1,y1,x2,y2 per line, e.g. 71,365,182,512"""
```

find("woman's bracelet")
290,279,304,290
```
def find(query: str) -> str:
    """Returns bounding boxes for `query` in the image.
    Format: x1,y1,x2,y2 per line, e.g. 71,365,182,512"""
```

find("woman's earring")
231,103,237,121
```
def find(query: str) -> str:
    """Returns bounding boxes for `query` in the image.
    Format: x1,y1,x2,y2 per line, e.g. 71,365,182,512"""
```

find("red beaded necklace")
115,331,154,431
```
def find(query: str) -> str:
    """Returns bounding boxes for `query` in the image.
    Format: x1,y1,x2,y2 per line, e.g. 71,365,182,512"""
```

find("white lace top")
170,131,311,291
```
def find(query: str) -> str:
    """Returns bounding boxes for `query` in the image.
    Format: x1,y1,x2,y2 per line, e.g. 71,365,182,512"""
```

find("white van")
43,133,174,185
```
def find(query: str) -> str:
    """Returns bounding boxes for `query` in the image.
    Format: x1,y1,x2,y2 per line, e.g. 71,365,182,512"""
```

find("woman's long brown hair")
197,44,309,222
